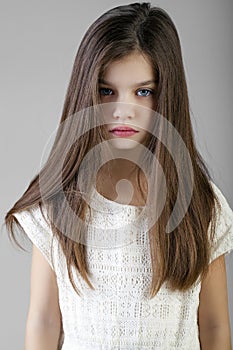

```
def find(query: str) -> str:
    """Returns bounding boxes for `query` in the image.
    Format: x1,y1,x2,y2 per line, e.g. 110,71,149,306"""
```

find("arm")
198,254,232,350
24,244,62,350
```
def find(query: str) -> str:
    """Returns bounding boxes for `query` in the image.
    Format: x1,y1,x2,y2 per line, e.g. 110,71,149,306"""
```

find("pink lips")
109,126,139,137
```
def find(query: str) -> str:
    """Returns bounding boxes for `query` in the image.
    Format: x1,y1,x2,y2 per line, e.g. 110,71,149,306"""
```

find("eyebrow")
98,79,156,87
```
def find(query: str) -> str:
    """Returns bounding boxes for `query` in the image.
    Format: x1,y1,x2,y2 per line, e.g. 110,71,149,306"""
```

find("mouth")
109,126,139,137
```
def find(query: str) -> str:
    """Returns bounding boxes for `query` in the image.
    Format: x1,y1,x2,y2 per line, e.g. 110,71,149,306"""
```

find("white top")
13,180,233,350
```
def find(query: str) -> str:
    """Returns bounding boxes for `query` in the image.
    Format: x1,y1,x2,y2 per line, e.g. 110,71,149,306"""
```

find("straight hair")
5,2,221,298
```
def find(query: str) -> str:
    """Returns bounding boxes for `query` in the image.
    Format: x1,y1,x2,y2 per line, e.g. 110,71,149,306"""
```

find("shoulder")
208,180,233,264
13,203,56,271
13,203,51,231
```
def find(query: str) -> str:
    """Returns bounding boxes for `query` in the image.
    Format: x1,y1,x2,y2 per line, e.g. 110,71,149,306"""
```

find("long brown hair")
5,2,221,298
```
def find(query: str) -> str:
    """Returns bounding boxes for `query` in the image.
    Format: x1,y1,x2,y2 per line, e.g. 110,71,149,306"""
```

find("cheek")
139,111,154,132
149,98,157,110
142,96,157,111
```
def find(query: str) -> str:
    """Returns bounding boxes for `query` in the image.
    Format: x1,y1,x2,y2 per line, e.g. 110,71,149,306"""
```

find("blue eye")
99,88,113,96
137,89,153,97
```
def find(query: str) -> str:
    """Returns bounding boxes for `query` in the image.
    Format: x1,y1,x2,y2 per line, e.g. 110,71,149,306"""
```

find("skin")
99,51,156,152
25,52,232,349
198,254,232,349
24,245,62,349
97,51,155,205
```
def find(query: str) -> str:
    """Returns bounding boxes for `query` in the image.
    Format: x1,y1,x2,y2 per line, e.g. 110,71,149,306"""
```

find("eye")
137,89,154,97
99,87,113,96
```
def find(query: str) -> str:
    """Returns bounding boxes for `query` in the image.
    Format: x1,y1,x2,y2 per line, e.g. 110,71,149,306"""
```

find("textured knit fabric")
13,180,233,350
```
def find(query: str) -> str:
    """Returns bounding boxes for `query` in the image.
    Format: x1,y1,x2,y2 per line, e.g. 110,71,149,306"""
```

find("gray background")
0,0,232,348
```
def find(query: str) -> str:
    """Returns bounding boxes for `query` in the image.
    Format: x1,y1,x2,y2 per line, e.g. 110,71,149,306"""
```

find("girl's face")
98,51,156,150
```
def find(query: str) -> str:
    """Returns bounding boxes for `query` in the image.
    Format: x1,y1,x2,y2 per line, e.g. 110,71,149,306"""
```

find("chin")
108,138,141,150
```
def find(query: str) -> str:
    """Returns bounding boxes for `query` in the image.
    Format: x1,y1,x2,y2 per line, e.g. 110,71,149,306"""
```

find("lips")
109,126,139,137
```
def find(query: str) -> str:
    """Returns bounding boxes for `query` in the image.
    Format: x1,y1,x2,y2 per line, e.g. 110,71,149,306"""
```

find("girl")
5,2,233,349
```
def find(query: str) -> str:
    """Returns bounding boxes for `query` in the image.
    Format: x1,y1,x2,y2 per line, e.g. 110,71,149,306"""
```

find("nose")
112,101,136,120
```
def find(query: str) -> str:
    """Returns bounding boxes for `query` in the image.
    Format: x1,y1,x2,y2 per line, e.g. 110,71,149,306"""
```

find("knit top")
13,180,233,350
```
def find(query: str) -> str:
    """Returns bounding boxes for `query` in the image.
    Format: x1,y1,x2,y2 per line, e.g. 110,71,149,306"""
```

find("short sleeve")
209,181,233,264
13,205,55,271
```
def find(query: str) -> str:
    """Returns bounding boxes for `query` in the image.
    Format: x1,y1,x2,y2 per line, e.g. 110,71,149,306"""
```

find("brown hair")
4,2,221,298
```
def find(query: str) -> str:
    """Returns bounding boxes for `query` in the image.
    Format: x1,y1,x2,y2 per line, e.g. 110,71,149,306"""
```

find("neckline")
90,184,145,209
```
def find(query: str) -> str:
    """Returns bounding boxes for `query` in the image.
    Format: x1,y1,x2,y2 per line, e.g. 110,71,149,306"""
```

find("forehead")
101,52,154,83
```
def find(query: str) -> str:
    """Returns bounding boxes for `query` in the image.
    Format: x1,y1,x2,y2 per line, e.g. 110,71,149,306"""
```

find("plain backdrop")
0,0,232,348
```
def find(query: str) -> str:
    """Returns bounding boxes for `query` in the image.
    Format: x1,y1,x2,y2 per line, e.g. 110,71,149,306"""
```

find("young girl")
5,2,233,349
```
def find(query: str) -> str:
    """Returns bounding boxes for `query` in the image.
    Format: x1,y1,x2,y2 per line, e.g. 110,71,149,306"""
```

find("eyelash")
99,87,154,97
